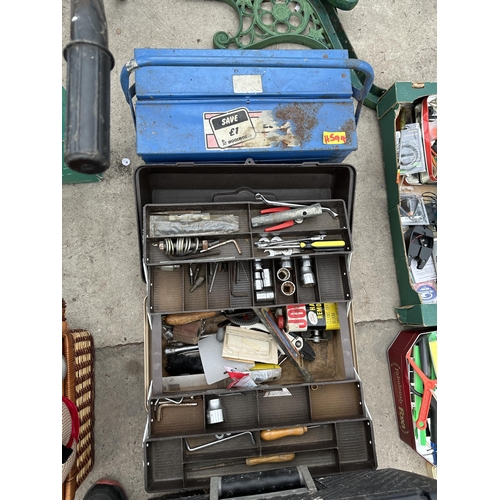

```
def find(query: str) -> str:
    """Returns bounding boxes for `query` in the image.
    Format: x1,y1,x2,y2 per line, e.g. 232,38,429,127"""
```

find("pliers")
252,193,339,232
406,346,437,431
259,206,295,231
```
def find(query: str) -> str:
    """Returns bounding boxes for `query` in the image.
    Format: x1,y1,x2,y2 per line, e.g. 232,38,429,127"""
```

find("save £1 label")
208,107,256,149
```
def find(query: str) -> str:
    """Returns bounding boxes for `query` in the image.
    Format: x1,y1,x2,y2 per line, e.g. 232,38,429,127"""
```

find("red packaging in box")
387,328,437,465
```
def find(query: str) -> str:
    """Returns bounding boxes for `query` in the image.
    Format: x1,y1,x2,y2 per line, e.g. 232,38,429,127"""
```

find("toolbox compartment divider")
148,381,366,440
143,200,352,264
148,254,353,314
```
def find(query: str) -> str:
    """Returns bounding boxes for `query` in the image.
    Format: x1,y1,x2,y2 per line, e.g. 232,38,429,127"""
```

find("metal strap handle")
120,51,374,126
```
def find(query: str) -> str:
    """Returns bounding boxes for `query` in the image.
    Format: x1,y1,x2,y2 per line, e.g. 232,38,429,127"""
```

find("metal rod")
255,193,338,219
164,345,199,355
209,263,218,293
185,431,255,451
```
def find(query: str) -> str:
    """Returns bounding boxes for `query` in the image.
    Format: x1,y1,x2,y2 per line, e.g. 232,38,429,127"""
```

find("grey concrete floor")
61,1,437,499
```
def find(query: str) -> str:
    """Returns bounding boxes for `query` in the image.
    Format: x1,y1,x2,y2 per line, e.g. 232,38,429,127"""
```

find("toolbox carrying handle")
209,465,317,499
120,53,374,126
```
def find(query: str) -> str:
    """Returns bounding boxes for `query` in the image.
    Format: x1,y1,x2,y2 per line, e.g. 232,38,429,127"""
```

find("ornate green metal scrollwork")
213,0,332,50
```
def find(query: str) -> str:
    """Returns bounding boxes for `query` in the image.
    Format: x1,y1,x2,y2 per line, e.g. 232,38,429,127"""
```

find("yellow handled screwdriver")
263,241,346,253
299,240,346,250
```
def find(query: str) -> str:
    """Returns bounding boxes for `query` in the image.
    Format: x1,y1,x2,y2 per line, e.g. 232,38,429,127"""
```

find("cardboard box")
377,82,438,326
387,328,437,466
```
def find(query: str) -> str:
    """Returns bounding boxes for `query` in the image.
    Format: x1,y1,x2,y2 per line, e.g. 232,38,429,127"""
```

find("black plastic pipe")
63,0,114,174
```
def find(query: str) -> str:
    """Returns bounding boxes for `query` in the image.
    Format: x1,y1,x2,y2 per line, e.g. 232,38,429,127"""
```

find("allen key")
199,239,242,254
184,431,255,451
230,261,248,297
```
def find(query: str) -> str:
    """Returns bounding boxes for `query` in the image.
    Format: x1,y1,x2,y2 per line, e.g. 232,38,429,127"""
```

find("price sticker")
209,107,256,149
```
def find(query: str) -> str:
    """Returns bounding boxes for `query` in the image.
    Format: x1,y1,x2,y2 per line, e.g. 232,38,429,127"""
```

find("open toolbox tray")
148,253,351,314
144,198,352,262
147,301,356,398
144,409,375,494
134,162,356,280
145,197,353,314
143,302,376,494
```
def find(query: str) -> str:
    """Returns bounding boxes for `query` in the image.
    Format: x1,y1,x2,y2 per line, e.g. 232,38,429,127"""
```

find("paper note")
198,335,254,385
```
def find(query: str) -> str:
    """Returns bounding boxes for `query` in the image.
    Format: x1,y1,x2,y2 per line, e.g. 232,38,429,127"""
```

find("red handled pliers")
260,206,295,232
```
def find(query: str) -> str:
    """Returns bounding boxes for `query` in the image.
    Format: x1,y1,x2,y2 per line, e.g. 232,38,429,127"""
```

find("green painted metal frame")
212,0,385,109
377,82,438,327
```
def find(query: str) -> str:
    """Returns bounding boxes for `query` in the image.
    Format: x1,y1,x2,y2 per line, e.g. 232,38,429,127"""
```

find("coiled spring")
159,237,200,256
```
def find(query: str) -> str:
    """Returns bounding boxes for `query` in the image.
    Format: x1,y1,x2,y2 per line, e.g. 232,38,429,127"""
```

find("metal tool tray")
147,302,356,399
145,197,353,314
148,253,351,314
143,304,375,494
134,161,356,281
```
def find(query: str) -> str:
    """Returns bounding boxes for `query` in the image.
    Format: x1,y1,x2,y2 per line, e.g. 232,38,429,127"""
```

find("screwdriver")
299,240,345,250
263,241,346,252
188,453,296,471
260,425,321,441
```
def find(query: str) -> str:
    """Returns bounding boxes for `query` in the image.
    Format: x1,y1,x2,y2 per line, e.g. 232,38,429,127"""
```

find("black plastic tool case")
136,162,378,495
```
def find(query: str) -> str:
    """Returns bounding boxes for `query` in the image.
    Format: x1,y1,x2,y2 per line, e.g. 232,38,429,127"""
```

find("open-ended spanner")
263,248,298,256
255,235,326,249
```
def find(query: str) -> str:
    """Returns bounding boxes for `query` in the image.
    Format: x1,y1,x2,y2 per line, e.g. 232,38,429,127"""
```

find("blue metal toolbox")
121,49,374,164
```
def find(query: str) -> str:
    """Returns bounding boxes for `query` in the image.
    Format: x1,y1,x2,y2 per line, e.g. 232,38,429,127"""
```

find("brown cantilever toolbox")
135,162,377,495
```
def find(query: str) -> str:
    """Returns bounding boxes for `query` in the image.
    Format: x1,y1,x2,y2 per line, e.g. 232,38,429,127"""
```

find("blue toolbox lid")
121,49,374,164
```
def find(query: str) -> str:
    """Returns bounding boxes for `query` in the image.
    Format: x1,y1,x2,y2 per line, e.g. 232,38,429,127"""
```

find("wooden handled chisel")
260,426,311,441
164,311,217,325
188,453,296,471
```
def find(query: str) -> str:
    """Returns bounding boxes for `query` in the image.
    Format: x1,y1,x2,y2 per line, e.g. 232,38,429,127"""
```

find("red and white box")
387,328,437,465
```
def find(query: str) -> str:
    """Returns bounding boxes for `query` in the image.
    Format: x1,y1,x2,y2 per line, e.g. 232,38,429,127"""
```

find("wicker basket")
62,299,95,500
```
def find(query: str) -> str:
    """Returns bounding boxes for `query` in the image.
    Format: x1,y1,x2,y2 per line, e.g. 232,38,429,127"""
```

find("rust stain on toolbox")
275,102,320,146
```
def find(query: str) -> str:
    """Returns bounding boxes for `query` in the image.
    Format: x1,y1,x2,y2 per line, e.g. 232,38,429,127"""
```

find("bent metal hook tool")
184,431,255,451
254,193,339,220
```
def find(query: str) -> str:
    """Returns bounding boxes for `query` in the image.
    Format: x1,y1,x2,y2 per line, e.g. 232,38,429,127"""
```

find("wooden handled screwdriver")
246,453,296,466
260,426,310,441
188,453,295,471
165,311,217,325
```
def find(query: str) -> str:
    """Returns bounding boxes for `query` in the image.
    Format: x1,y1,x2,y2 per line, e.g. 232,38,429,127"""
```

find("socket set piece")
190,276,206,293
253,259,274,303
299,256,316,288
206,398,225,425
281,281,296,296
277,268,291,281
